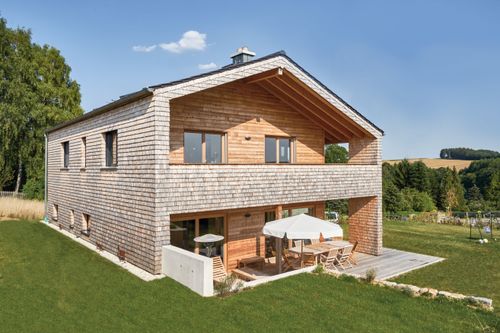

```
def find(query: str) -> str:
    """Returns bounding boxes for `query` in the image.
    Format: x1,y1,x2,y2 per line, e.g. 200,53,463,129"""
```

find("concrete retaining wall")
161,245,214,297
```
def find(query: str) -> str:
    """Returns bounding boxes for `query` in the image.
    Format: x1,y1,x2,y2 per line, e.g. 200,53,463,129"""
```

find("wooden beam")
244,68,284,84
280,72,370,137
259,80,349,142
258,81,345,142
270,77,361,138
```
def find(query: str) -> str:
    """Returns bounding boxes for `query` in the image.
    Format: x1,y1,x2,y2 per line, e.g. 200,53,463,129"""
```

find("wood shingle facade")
46,50,383,274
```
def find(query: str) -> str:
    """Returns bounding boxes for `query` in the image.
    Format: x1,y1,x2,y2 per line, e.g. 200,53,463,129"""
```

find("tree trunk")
14,156,22,193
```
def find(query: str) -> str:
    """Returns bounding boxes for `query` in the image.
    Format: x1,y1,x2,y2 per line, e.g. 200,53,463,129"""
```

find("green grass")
0,220,498,332
384,220,500,315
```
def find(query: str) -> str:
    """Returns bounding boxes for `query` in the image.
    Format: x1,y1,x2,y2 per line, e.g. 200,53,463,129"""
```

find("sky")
2,0,499,159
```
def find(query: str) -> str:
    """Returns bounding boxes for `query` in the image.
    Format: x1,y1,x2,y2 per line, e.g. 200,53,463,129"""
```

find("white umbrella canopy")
193,234,224,243
262,213,343,240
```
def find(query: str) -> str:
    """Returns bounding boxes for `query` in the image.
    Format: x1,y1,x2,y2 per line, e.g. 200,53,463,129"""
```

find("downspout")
44,133,48,223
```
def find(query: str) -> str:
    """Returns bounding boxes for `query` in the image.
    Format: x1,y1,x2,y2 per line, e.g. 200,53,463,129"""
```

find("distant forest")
440,147,499,160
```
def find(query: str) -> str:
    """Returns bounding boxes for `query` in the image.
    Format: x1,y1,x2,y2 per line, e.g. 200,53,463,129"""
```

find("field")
0,197,44,220
384,158,472,170
0,220,498,332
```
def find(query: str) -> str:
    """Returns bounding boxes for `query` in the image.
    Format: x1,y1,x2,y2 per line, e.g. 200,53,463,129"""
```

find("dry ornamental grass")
0,197,44,220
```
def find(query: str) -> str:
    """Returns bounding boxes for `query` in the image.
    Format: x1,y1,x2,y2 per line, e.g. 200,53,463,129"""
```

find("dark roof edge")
147,50,287,90
46,88,154,134
279,54,384,135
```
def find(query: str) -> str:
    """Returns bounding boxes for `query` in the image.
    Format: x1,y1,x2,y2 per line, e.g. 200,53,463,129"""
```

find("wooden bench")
232,268,257,281
237,256,265,269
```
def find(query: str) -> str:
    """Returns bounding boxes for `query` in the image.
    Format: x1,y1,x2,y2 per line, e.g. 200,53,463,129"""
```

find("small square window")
69,209,75,229
52,204,59,221
81,213,91,236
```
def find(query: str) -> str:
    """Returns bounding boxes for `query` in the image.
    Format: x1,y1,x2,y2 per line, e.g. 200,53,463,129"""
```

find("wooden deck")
343,247,444,280
236,248,444,284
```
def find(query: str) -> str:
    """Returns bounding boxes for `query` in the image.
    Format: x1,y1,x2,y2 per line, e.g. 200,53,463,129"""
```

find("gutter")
44,133,48,223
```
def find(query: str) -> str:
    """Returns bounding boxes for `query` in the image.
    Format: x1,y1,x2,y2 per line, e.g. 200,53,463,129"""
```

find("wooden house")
46,48,383,274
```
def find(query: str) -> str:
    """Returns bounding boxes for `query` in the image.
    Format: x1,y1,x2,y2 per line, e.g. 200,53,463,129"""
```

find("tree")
325,144,348,163
408,161,430,193
383,182,403,212
393,159,411,190
440,147,499,160
0,17,83,197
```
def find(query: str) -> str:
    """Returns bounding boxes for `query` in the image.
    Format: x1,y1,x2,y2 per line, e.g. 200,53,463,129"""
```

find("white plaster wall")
162,245,214,297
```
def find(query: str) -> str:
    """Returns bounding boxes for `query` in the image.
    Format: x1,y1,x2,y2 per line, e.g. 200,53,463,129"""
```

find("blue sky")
2,0,499,159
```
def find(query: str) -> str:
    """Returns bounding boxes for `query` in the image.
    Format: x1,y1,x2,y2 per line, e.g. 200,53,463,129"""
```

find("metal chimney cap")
230,46,256,58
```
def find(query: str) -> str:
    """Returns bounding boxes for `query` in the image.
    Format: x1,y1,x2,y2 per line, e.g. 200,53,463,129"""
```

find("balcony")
165,164,381,215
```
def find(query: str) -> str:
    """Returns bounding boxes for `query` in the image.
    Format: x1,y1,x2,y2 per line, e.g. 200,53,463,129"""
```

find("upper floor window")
265,136,294,163
62,142,69,168
81,137,87,168
104,130,118,167
184,131,225,164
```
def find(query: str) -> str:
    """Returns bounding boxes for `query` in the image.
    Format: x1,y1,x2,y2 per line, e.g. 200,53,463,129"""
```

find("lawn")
0,220,498,333
384,220,500,315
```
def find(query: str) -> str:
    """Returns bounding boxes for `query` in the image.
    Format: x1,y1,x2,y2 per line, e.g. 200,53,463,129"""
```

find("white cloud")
132,45,157,52
198,62,217,70
159,31,207,53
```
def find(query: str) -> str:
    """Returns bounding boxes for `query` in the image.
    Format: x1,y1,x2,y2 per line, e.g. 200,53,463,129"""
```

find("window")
81,213,90,236
81,137,87,168
184,131,225,164
62,142,69,168
265,136,294,163
52,204,58,221
69,209,75,229
170,219,196,252
170,216,225,258
265,137,276,163
104,130,118,167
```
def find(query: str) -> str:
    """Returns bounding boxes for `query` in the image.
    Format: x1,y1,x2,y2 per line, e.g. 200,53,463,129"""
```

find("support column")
348,196,382,255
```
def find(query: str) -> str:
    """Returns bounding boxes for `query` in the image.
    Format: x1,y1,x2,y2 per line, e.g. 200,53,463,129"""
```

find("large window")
265,136,294,163
104,130,118,167
170,216,225,258
184,131,224,164
170,219,196,252
62,142,69,168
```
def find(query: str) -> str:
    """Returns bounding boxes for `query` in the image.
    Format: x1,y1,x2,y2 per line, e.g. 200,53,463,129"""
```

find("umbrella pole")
301,240,304,268
276,237,282,274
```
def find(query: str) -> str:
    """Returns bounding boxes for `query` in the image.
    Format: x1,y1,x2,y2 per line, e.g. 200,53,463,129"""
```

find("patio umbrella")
193,234,224,257
263,213,343,240
262,214,343,271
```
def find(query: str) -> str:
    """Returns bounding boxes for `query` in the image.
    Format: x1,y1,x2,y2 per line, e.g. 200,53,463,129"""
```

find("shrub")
312,264,325,274
22,177,44,201
214,274,243,297
364,268,377,283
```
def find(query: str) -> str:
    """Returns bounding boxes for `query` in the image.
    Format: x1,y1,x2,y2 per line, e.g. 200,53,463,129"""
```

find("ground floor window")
81,213,91,236
52,204,58,221
170,217,225,258
170,219,196,252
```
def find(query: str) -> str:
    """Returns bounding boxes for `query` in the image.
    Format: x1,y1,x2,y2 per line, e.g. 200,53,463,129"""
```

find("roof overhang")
242,67,372,143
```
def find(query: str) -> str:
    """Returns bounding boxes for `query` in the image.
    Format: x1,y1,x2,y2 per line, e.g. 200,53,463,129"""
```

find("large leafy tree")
324,144,348,163
0,17,82,197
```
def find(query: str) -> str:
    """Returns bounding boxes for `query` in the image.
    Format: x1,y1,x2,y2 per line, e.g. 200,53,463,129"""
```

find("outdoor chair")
212,256,227,282
320,248,340,270
335,245,354,270
348,241,359,265
294,240,302,248
282,250,301,271
310,239,320,245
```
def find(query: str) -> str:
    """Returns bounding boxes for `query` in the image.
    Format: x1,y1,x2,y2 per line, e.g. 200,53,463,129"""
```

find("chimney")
230,46,256,65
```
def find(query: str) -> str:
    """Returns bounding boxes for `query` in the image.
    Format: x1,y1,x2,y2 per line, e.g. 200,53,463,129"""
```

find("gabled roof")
47,51,383,136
